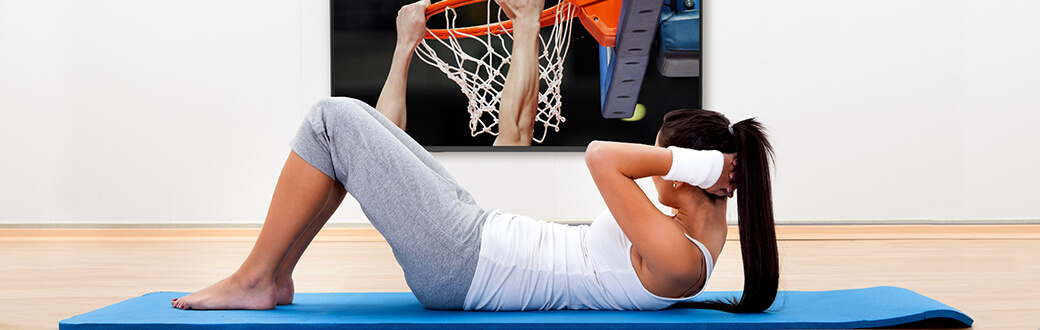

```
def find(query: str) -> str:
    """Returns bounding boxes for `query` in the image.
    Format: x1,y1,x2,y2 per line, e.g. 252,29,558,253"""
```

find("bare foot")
171,274,276,310
275,277,295,305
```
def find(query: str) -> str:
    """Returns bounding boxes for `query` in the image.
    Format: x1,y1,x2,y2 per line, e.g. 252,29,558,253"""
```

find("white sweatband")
663,146,724,189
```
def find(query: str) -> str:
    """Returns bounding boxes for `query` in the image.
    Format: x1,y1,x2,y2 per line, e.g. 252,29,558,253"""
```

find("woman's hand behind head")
705,153,737,198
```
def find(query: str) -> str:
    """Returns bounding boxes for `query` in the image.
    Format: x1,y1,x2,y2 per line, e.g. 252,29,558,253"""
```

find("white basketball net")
415,1,576,143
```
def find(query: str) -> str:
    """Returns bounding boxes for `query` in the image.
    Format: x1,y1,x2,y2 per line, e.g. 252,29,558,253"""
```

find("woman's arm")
584,141,702,282
585,141,736,295
375,0,429,131
493,0,542,146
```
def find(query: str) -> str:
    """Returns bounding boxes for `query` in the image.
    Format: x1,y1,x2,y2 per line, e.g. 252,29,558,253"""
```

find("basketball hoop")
424,0,622,46
423,0,572,39
415,0,578,143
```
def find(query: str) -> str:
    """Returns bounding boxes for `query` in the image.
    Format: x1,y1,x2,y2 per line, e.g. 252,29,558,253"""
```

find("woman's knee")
307,97,370,126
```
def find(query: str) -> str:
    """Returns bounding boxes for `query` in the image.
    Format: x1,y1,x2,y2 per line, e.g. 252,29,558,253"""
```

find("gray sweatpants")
289,97,490,310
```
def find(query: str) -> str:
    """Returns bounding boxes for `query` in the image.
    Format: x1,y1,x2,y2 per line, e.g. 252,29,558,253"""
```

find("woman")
172,0,778,313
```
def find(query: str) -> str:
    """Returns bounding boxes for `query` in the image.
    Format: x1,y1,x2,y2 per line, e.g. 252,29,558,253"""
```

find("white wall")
705,0,1040,222
0,0,1037,225
0,0,617,225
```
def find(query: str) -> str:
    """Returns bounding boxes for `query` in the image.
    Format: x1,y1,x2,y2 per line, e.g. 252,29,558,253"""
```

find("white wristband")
663,146,724,189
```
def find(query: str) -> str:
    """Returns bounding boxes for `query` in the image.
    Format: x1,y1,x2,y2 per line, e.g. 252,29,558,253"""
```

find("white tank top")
463,210,715,311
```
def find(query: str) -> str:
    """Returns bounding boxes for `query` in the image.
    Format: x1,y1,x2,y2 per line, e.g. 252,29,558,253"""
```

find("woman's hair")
658,109,779,313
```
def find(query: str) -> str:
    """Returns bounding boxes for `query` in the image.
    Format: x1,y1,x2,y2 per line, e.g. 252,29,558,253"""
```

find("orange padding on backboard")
423,0,621,47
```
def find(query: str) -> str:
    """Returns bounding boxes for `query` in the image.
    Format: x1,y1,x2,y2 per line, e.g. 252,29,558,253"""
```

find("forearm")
375,43,416,130
494,18,540,146
587,140,726,192
585,141,672,180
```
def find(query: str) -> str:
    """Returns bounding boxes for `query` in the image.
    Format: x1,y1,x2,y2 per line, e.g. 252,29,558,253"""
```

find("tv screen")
331,0,700,150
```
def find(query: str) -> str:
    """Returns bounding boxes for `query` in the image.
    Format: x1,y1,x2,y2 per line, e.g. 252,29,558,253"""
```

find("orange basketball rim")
424,0,622,47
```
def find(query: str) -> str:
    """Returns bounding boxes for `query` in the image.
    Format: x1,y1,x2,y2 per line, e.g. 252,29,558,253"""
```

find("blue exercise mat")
59,286,972,329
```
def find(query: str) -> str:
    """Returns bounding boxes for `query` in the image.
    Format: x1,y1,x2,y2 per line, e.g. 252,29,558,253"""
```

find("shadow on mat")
872,317,972,329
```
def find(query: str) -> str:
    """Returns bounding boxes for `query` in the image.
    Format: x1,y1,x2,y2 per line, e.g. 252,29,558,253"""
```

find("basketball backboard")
594,0,700,119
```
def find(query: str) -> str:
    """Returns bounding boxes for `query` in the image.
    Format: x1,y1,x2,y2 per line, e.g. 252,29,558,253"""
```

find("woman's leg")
290,97,489,310
271,98,466,306
178,97,487,310
273,183,346,305
172,151,337,310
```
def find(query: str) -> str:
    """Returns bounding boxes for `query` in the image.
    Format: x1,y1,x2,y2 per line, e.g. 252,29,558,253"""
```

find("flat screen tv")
331,0,700,151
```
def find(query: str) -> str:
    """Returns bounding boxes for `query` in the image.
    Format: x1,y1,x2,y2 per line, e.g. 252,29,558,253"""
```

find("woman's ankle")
229,269,276,288
274,274,293,286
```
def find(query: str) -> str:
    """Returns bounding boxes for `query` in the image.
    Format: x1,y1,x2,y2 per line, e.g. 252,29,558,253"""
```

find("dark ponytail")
727,119,779,312
661,110,779,313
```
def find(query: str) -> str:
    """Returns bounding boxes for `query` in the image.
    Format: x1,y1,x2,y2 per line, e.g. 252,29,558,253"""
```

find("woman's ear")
672,181,684,190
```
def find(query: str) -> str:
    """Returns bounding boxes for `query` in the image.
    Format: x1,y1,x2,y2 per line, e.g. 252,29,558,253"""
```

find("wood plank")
2,226,1039,329
4,225,1039,241
770,225,1040,240
0,228,384,242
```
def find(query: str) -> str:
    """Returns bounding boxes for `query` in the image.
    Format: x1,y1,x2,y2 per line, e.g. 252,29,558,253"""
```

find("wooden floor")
1,225,1038,330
